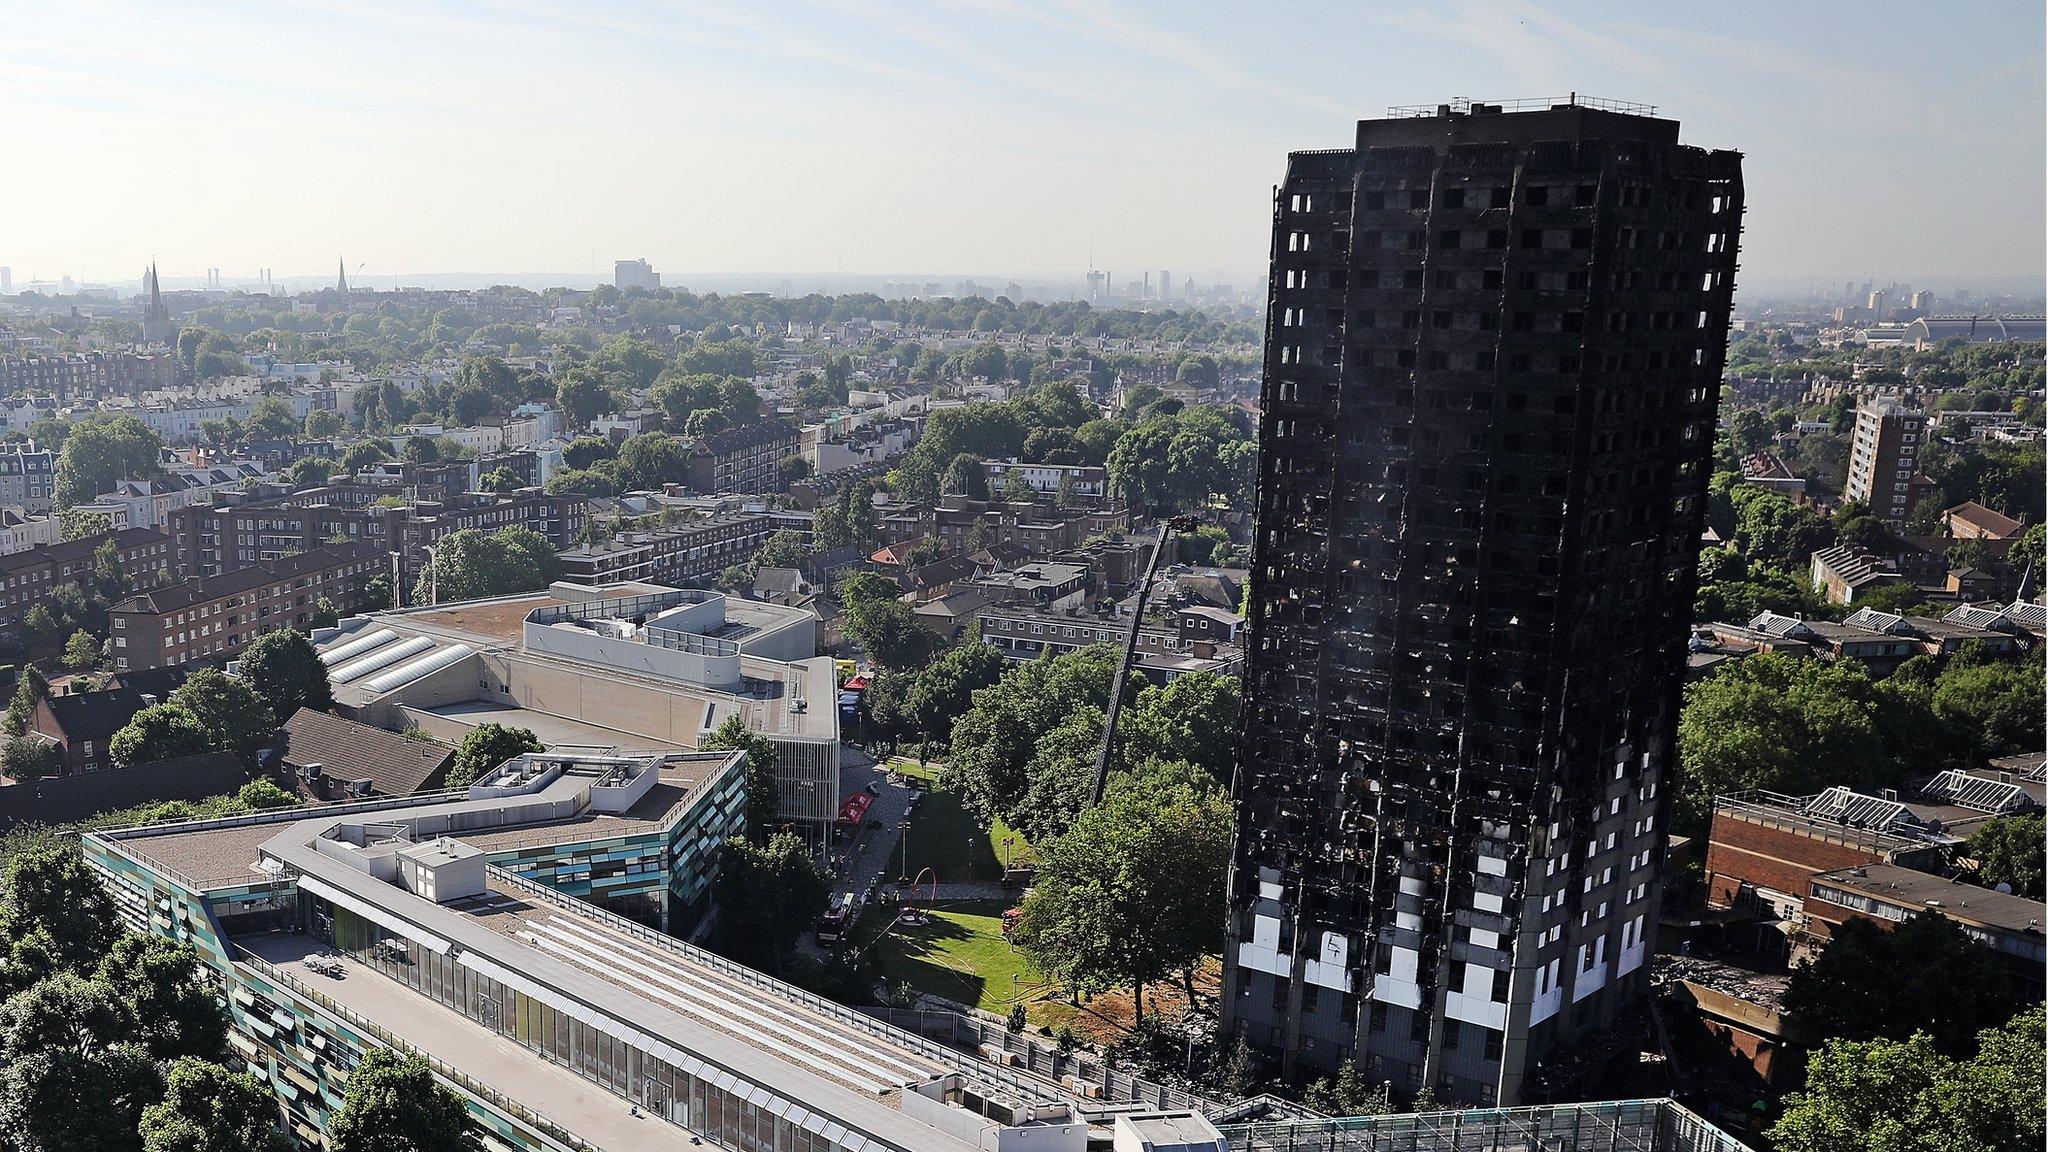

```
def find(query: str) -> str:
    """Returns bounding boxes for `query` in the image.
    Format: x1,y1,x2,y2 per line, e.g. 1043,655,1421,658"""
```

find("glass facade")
326,904,893,1152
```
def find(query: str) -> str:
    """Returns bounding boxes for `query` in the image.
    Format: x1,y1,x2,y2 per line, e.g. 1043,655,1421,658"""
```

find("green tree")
615,432,693,490
941,453,990,500
5,666,49,737
4,735,59,780
0,841,122,993
167,669,276,759
94,935,228,1062
109,704,217,769
237,629,333,719
288,456,335,489
561,436,615,470
712,832,831,971
835,570,900,609
478,467,523,494
1964,814,2045,899
1770,1006,2044,1152
140,1057,291,1152
700,714,781,842
946,645,1117,828
414,527,552,603
337,439,393,473
446,723,543,789
1785,911,2021,1058
0,972,161,1152
60,630,99,673
327,1049,478,1152
303,408,345,439
1119,672,1241,783
57,508,112,542
904,642,1006,744
54,414,163,510
243,397,299,440
754,530,809,572
1675,654,1891,834
1014,765,1231,1018
842,597,942,669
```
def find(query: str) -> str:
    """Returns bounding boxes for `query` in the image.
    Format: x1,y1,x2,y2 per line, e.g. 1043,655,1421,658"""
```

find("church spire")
141,262,174,345
337,257,348,294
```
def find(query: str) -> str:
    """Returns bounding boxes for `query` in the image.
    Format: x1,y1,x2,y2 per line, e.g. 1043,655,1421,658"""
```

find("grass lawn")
867,900,1054,1015
887,759,1038,884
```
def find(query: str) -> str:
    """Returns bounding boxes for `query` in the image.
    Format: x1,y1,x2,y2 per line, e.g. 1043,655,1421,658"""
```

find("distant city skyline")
5,1,2042,288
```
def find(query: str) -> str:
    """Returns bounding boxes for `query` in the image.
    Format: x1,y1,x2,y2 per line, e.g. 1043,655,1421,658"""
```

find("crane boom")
1090,516,1192,806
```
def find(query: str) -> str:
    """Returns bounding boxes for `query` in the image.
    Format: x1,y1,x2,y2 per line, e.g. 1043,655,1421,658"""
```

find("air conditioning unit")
1066,1077,1104,1099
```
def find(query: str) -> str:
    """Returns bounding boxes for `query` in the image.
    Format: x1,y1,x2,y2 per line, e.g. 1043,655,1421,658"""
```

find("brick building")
106,542,386,671
169,485,585,588
687,421,800,495
554,512,798,588
0,349,183,400
0,528,173,638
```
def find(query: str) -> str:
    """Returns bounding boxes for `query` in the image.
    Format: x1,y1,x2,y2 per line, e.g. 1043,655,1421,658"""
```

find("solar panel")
1801,786,1911,830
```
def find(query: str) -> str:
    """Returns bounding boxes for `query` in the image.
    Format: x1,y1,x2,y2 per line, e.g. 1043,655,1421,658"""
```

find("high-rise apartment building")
1842,399,1927,523
1224,99,1742,1106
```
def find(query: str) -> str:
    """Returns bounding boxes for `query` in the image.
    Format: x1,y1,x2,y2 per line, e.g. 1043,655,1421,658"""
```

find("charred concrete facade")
1223,101,1742,1106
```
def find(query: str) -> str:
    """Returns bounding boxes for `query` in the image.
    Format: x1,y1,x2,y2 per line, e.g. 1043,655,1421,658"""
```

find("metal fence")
1219,1098,1745,1152
862,1007,1217,1114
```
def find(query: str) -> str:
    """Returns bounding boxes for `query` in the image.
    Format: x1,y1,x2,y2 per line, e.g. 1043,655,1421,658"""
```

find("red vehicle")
816,892,858,945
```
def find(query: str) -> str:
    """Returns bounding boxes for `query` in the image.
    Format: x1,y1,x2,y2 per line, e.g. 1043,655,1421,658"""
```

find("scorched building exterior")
1223,99,1743,1105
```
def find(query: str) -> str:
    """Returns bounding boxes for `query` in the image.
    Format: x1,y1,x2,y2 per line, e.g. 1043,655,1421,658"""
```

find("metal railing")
1220,1098,1744,1152
1386,95,1658,118
1712,790,1930,854
864,1008,1217,1115
235,947,603,1152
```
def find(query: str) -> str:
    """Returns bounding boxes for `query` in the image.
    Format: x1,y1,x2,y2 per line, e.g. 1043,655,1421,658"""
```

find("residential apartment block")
106,542,386,670
169,484,586,587
1842,400,1927,523
688,421,800,495
0,528,173,637
555,512,802,589
0,441,56,512
1225,100,1742,1104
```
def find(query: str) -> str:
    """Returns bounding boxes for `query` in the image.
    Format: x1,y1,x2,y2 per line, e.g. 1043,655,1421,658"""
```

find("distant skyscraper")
1224,99,1742,1106
615,258,661,291
141,263,175,345
1160,270,1173,301
0,267,10,294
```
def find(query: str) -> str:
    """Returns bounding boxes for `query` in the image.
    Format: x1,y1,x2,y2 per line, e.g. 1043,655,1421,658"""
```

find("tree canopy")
700,714,782,842
237,629,333,720
1770,1006,2043,1152
1013,764,1231,1019
445,724,543,789
327,1049,478,1152
712,833,831,972
1784,911,2023,1058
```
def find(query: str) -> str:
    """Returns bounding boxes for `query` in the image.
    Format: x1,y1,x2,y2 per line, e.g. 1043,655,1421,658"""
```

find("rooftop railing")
1386,95,1658,118
1219,1097,1743,1152
235,946,603,1152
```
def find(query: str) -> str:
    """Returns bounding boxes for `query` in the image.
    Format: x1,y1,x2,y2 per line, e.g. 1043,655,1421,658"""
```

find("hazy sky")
6,0,2043,289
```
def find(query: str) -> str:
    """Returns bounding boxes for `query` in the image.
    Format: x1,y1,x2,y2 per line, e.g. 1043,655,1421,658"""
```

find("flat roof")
400,595,564,645
222,795,1026,1151
1811,863,2047,934
243,933,698,1150
415,700,692,757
